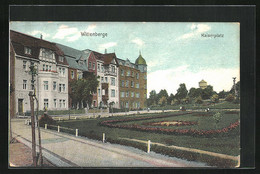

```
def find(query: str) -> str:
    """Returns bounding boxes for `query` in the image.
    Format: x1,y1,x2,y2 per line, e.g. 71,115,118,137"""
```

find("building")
87,50,120,108
10,30,69,117
118,52,147,110
55,43,89,108
199,79,207,89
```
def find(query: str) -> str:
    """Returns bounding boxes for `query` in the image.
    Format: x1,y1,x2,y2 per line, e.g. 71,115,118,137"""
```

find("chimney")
105,49,107,54
40,34,43,40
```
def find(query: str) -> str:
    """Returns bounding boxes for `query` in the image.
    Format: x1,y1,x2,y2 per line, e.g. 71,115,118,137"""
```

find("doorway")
18,99,23,115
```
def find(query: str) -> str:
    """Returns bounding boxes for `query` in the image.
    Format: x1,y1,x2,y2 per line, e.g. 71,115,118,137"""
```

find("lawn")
56,111,240,156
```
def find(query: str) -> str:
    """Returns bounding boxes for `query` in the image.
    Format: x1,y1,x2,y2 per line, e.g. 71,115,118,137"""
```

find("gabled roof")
103,53,119,67
65,56,88,71
11,30,56,59
117,58,137,69
56,43,89,60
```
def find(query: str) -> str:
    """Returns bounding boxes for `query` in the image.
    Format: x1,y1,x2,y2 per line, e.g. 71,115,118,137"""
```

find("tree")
69,73,99,109
158,96,167,106
175,83,188,102
168,93,175,105
195,96,203,104
213,112,223,129
201,85,214,100
225,94,235,102
188,87,202,99
211,94,219,104
148,90,158,106
218,90,227,99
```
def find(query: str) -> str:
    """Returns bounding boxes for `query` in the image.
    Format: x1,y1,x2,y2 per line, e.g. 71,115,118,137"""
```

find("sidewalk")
10,119,207,168
9,138,55,167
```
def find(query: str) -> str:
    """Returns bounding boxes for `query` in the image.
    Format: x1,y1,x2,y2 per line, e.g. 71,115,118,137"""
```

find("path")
11,119,207,168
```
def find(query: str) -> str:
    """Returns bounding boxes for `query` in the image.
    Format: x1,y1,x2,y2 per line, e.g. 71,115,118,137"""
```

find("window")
112,66,115,73
121,69,124,76
93,62,95,70
126,102,129,108
59,99,62,108
105,77,108,83
44,99,49,109
126,91,129,97
98,64,100,72
71,70,74,79
59,84,62,92
23,80,27,89
62,68,65,76
121,92,125,98
131,92,134,98
23,61,27,69
53,81,57,90
125,80,129,87
46,65,49,71
63,100,66,108
136,83,139,89
127,70,131,76
63,84,65,92
101,65,104,72
43,81,48,90
89,62,92,69
59,56,64,62
54,99,57,108
136,73,139,79
25,47,32,55
101,77,104,82
49,66,51,71
136,92,140,98
121,80,124,87
131,81,134,88
59,68,62,74
144,75,147,80
132,71,134,77
111,77,115,86
43,64,45,71
111,89,115,97
98,89,101,95
42,49,53,59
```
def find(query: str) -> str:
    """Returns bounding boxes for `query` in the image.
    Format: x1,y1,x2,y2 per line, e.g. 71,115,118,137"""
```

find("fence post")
147,140,151,153
76,129,78,137
45,124,47,129
58,125,60,132
102,133,105,143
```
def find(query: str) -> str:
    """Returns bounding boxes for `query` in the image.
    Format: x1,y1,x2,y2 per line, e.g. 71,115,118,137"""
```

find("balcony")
104,70,117,77
101,82,109,89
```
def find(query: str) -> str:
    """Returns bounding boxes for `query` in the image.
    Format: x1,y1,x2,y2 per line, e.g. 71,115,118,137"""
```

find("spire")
139,50,141,55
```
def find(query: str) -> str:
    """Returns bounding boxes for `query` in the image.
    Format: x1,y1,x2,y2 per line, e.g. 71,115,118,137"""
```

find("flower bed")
100,113,240,137
142,120,197,127
192,112,213,117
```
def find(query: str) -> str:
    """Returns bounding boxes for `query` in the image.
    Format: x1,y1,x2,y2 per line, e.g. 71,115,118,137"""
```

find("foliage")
195,96,203,104
158,89,169,101
147,90,158,106
175,83,188,101
69,73,99,109
167,93,175,105
211,94,219,103
218,90,228,99
225,94,235,102
213,112,223,129
158,96,167,106
39,114,56,127
188,87,202,99
201,85,214,100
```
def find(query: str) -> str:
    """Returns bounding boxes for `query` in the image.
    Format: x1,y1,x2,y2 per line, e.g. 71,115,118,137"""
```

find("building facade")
10,30,69,117
199,79,208,89
118,52,147,110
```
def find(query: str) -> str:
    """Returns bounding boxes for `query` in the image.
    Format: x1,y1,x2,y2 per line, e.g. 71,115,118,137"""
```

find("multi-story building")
55,43,89,108
88,50,120,108
118,52,147,110
10,30,69,117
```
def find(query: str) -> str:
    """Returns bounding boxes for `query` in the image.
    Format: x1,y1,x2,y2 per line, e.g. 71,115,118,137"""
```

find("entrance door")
18,99,23,115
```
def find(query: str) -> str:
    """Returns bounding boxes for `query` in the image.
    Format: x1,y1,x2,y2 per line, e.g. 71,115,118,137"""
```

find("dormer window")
59,56,64,62
25,47,32,55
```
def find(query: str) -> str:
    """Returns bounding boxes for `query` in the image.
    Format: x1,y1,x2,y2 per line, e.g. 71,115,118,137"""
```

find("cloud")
132,38,145,47
53,25,80,42
147,66,239,96
175,23,211,41
27,30,50,39
98,42,117,51
86,24,96,32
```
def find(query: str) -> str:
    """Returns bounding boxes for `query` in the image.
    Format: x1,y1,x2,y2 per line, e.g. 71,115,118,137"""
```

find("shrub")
225,94,235,102
39,114,56,127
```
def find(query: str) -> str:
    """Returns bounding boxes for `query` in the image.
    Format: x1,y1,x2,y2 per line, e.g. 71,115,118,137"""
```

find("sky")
10,22,240,95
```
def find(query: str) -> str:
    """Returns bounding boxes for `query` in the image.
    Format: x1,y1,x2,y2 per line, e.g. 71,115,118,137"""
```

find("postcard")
9,21,240,168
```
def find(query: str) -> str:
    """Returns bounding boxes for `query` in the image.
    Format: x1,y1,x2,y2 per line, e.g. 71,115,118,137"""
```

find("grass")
56,111,240,156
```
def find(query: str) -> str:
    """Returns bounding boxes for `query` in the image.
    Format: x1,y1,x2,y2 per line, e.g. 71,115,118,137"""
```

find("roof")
117,58,138,69
10,30,68,66
135,53,146,65
65,56,88,71
103,53,119,66
199,79,207,83
56,43,90,60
